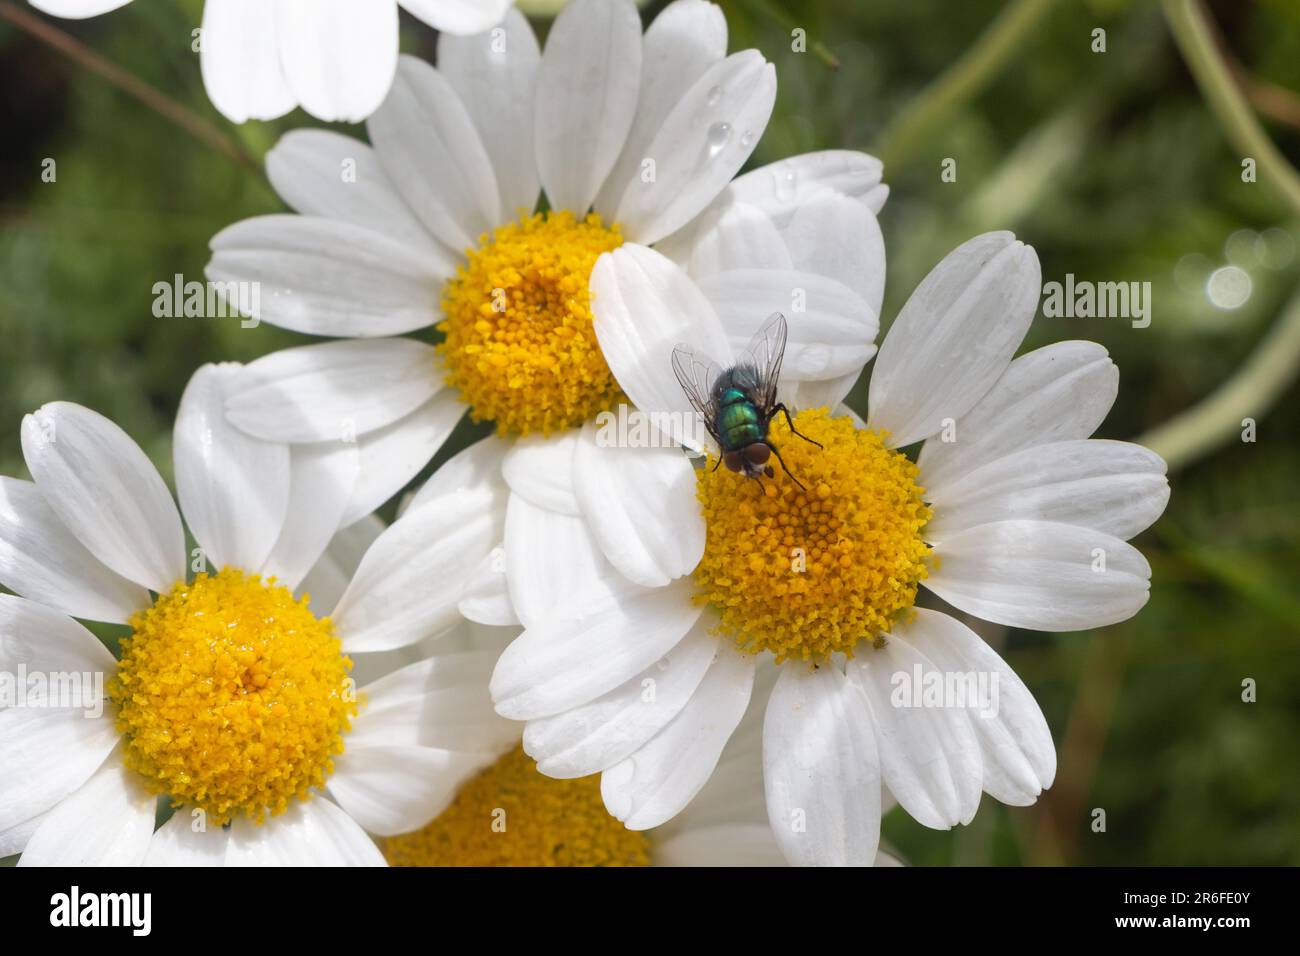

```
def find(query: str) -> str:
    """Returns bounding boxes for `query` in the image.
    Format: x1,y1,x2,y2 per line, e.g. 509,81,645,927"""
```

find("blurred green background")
1,0,1297,866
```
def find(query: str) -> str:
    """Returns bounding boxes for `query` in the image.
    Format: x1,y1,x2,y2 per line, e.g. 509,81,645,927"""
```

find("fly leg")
765,441,807,492
773,403,823,449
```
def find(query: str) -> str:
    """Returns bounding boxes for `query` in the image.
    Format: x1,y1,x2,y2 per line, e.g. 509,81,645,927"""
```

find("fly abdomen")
716,390,764,452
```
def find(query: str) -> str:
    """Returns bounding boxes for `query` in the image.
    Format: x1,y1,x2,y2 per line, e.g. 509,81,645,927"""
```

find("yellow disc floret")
438,210,625,436
694,408,933,663
109,568,357,825
384,746,650,867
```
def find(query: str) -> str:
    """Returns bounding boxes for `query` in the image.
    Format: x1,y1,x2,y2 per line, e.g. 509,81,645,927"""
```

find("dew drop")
706,122,732,158
706,85,723,107
740,129,755,148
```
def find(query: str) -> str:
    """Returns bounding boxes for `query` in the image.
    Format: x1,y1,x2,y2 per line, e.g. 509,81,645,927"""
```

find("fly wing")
736,312,788,413
671,343,725,448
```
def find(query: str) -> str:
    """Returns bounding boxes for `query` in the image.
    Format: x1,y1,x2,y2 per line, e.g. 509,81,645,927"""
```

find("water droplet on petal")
706,85,723,107
706,122,732,158
740,129,755,148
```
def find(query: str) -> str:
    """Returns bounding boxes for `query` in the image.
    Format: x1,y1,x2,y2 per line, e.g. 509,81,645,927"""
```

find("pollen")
108,568,357,826
438,210,626,436
694,408,933,663
383,746,650,867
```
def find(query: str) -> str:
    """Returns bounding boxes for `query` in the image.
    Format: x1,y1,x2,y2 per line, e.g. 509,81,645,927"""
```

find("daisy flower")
489,231,1172,865
205,0,885,536
377,656,899,866
27,0,515,123
0,364,512,865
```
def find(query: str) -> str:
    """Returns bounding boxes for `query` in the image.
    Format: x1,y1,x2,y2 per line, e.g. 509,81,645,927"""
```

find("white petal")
601,643,754,830
199,0,296,123
329,744,496,837
261,442,359,591
662,199,793,276
18,762,156,867
523,613,719,778
0,594,116,684
895,608,1056,804
0,477,147,623
22,403,185,593
869,232,1041,447
501,430,581,516
594,0,728,218
0,813,47,859
615,51,776,246
296,514,386,616
700,269,878,383
265,129,441,255
0,706,118,834
400,0,514,34
492,577,702,720
925,520,1152,632
926,440,1170,543
403,435,508,514
458,543,518,626
226,339,443,443
437,7,542,217
334,486,501,652
654,823,787,866
207,215,449,338
762,664,881,865
534,0,642,213
224,799,385,866
918,341,1119,495
726,151,886,228
591,243,733,450
175,364,290,573
849,638,984,829
504,493,612,629
367,56,501,251
338,391,467,528
782,190,887,316
143,813,230,866
573,420,704,587
29,0,132,18
276,0,399,123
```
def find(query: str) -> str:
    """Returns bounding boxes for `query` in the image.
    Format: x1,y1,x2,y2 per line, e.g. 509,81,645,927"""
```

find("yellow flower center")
438,210,626,436
108,568,357,826
694,408,933,663
383,746,650,867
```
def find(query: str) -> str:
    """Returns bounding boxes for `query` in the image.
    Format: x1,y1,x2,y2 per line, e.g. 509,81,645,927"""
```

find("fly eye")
723,451,745,473
745,444,771,466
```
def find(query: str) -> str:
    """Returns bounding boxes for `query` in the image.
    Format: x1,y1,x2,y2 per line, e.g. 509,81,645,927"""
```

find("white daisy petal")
207,215,449,338
654,823,787,866
261,442,359,591
0,477,147,624
225,339,443,443
143,813,230,866
225,799,385,867
400,0,514,34
329,744,497,837
0,593,116,681
504,494,612,629
591,243,733,450
334,486,501,653
926,440,1170,543
265,129,441,255
782,190,887,316
21,403,185,593
0,813,47,860
594,0,728,218
729,151,886,222
199,0,296,124
367,56,501,251
868,232,1041,448
534,0,642,214
296,514,386,616
850,638,984,830
601,642,754,830
175,364,290,574
458,543,518,627
573,420,704,587
895,608,1056,804
0,708,118,835
338,391,467,528
615,51,776,246
918,341,1119,495
276,0,399,124
762,663,881,866
661,200,793,277
523,612,720,778
404,435,509,514
438,7,542,217
18,762,156,867
492,577,702,720
700,269,878,383
29,0,133,17
925,520,1153,632
501,429,581,516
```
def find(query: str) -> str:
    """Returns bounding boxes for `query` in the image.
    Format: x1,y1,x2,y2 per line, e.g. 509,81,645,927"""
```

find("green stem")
1161,0,1300,217
1139,281,1300,471
875,0,1056,171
